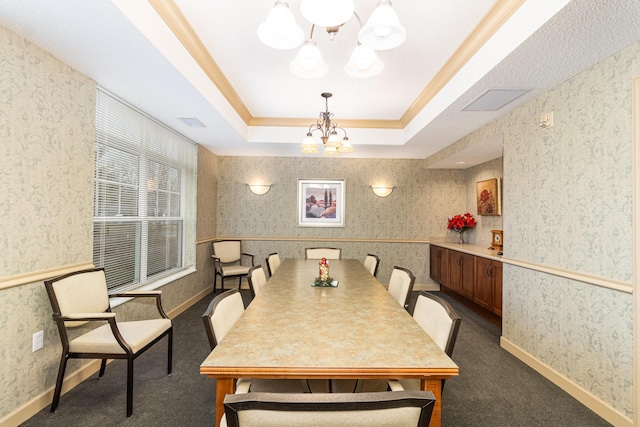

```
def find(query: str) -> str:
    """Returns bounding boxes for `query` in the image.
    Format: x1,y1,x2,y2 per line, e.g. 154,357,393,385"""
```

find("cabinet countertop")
430,242,503,262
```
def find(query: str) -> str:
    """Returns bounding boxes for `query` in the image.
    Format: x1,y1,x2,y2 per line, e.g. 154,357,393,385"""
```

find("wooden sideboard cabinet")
474,257,502,317
430,244,502,318
429,245,449,287
448,250,474,299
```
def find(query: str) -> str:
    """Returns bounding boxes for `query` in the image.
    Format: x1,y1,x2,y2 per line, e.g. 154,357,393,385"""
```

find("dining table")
200,258,459,427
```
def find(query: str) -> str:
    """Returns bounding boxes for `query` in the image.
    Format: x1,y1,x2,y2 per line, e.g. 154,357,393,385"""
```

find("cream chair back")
305,247,341,260
213,240,242,263
223,391,435,427
203,289,245,349
412,292,461,356
265,252,281,276
248,265,268,298
363,254,380,277
387,266,415,310
50,269,110,327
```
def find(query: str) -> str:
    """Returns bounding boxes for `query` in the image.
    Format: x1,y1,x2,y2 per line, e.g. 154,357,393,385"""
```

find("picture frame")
476,178,502,216
298,179,345,227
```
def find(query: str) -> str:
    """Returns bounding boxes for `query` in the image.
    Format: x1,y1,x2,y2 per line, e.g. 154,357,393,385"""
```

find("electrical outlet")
539,111,554,129
32,330,44,352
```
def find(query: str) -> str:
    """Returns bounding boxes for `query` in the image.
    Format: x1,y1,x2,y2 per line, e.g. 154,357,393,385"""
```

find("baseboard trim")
414,283,440,292
500,337,632,427
0,359,102,427
167,286,212,319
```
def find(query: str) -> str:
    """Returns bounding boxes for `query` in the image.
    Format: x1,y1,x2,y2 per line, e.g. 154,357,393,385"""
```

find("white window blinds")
94,88,197,292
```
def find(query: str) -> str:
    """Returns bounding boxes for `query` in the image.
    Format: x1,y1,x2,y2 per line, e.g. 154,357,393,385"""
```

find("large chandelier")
301,93,353,156
258,0,406,79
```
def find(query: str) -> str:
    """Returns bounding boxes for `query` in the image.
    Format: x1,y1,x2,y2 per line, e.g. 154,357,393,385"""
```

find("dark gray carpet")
21,291,611,426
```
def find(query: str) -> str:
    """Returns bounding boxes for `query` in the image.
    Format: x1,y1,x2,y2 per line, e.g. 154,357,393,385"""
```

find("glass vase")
458,231,465,244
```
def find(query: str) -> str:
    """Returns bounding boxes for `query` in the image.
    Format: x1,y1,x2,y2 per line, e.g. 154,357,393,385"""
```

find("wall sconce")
370,185,396,198
247,183,273,195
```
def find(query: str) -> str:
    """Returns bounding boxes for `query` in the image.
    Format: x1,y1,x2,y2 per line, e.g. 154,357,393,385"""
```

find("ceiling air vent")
178,117,206,127
462,89,530,111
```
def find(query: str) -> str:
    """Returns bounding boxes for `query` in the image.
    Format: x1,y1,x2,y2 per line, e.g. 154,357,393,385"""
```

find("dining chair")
247,265,268,299
305,247,341,260
265,252,281,277
202,289,310,394
360,291,462,393
221,391,436,427
387,266,416,310
363,253,380,277
387,291,462,393
44,267,173,417
211,240,254,293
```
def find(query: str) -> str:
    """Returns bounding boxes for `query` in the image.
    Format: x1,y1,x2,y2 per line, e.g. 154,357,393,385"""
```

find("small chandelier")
301,93,353,156
258,0,406,79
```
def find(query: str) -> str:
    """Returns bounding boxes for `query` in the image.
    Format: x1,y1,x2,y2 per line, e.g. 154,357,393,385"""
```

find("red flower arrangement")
447,213,476,233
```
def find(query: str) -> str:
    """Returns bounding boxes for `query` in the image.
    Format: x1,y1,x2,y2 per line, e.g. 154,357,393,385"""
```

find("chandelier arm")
353,11,363,29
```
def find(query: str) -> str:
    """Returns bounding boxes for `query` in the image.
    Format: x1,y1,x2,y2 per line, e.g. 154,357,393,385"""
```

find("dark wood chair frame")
211,240,255,293
44,267,173,417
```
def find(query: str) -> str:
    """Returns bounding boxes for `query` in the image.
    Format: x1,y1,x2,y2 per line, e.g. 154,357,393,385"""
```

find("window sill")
109,267,197,308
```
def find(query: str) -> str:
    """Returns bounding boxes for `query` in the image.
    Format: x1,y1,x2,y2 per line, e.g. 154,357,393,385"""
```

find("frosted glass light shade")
290,40,328,78
257,1,304,50
338,137,354,152
323,146,339,156
358,0,406,50
370,186,395,197
248,184,273,195
301,133,319,154
326,131,342,147
344,45,384,78
300,0,355,27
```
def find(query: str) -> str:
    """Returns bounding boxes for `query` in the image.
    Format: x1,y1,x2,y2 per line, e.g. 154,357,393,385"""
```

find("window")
93,88,197,292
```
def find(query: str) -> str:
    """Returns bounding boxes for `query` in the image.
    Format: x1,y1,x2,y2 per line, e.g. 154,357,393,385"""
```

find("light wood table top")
201,258,458,426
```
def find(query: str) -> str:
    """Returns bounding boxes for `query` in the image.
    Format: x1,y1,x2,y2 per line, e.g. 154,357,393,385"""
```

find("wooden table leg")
215,378,234,427
422,378,442,427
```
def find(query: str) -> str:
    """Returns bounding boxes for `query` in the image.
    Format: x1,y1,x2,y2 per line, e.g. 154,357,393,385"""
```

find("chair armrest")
61,312,116,321
110,291,170,319
241,252,255,266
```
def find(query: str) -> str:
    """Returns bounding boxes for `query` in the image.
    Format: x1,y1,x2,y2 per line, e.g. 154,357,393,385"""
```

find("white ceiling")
1,0,639,166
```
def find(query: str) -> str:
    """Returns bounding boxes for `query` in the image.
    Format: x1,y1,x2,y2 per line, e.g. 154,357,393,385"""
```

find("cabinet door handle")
457,256,461,266
486,264,491,277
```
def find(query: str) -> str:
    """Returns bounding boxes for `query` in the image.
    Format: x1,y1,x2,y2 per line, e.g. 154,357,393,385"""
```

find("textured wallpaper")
0,27,95,277
443,41,638,418
0,24,214,422
215,156,474,284
0,24,96,419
